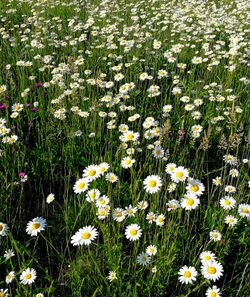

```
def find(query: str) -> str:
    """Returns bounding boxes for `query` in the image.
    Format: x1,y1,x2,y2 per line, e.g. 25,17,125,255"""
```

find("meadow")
0,0,249,296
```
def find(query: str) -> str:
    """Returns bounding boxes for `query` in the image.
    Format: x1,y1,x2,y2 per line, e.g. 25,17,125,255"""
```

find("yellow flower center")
31,223,40,230
117,212,122,217
82,232,91,239
191,185,199,192
99,199,105,205
25,273,32,280
242,208,249,214
176,171,184,178
78,182,86,189
100,167,106,172
155,150,161,155
224,200,231,205
186,198,194,206
88,170,96,176
204,255,211,260
125,159,131,165
228,218,234,223
212,233,218,238
148,180,157,187
0,224,3,231
109,176,115,181
99,210,105,216
130,229,137,236
89,193,96,199
126,133,134,140
0,293,5,297
184,271,191,278
207,266,217,274
210,292,217,297
158,217,164,223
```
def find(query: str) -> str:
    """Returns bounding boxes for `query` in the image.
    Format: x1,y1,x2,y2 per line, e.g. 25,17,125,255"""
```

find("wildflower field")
0,0,249,296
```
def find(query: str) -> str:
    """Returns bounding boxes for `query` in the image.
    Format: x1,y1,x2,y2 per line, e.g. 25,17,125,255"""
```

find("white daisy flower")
186,179,205,196
200,251,216,263
125,224,142,241
225,215,238,226
209,230,222,242
71,226,98,246
178,266,197,284
6,271,15,284
73,178,89,194
201,260,224,281
82,165,101,181
137,252,151,266
20,268,37,285
26,217,46,237
181,194,200,210
220,196,236,210
238,203,250,218
206,286,221,297
143,175,162,194
171,166,189,183
146,245,157,256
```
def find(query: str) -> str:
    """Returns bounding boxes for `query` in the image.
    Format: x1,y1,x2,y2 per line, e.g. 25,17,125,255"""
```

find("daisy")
178,266,197,284
165,163,176,174
122,131,139,142
3,250,15,260
113,208,126,222
0,289,9,297
225,215,238,226
106,271,117,282
71,226,98,246
46,193,55,204
146,245,157,256
186,179,205,196
225,185,236,193
26,217,46,237
20,268,37,285
229,169,239,178
143,175,162,194
99,162,110,175
6,271,15,284
212,176,222,186
166,199,180,211
206,286,221,297
152,146,164,158
96,207,110,220
220,196,236,210
0,223,8,236
200,251,216,263
155,214,165,226
36,294,44,297
125,224,142,241
86,189,101,203
238,203,250,218
171,166,189,183
125,205,137,217
201,260,224,281
167,183,177,193
209,230,222,242
181,194,200,210
146,212,156,223
73,178,89,194
106,172,118,183
137,200,149,210
96,195,109,208
121,156,135,169
137,252,151,266
83,165,101,181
